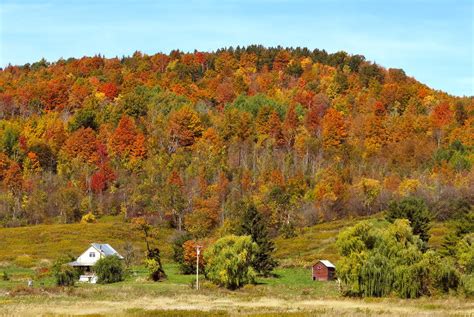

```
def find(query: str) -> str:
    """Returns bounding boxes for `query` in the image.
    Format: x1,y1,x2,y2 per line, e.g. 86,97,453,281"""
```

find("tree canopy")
0,46,471,237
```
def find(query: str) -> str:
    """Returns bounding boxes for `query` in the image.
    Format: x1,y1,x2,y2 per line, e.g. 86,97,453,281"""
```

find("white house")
69,243,123,283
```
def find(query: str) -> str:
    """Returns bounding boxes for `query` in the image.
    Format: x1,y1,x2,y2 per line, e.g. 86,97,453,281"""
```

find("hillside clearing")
0,216,448,267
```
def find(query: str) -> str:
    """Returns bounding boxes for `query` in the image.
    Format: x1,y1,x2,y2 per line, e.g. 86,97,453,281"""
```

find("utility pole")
196,245,202,290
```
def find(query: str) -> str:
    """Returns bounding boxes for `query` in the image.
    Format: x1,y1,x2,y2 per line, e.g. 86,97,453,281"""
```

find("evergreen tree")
441,199,474,256
238,201,277,276
386,197,432,244
172,232,194,274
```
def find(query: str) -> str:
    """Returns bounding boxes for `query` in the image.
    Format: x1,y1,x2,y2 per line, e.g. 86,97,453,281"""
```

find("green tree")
386,197,432,244
94,255,124,284
0,125,19,157
455,233,474,274
337,219,460,298
120,85,152,118
172,232,193,274
204,235,257,289
441,200,473,257
237,201,277,276
69,107,98,131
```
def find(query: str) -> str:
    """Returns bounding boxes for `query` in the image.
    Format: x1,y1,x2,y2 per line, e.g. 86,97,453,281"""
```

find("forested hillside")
0,46,472,236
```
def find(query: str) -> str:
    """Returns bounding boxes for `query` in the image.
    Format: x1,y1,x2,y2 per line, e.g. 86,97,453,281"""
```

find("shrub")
2,271,9,281
145,248,166,281
14,255,35,268
54,264,77,286
52,257,77,286
80,212,96,224
461,273,474,296
433,260,461,293
94,255,124,284
34,260,50,280
9,285,40,296
178,240,206,275
204,235,257,290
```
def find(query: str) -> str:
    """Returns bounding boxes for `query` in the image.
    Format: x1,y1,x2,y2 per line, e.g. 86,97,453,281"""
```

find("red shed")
312,260,336,281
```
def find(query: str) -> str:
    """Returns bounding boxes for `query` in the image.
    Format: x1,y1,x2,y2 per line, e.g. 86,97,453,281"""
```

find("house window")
89,252,95,257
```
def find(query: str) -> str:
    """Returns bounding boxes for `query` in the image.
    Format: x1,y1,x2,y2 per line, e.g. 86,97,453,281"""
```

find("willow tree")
204,235,257,289
336,219,460,298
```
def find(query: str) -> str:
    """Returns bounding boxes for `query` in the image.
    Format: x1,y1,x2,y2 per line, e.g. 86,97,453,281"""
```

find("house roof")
316,260,336,268
91,243,123,258
69,261,83,266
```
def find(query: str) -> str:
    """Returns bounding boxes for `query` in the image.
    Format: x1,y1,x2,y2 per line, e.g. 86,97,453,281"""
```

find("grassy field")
0,263,472,316
0,216,463,316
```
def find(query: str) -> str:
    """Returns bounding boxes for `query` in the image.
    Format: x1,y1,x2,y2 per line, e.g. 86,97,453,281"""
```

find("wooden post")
196,245,202,290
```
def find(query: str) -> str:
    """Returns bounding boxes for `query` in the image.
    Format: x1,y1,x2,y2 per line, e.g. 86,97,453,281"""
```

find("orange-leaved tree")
322,108,348,152
168,106,203,148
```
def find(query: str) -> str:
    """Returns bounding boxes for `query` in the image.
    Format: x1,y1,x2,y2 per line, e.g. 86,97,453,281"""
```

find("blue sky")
1,0,472,96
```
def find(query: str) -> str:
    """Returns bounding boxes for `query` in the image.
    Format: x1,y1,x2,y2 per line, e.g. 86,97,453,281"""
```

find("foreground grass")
1,293,472,316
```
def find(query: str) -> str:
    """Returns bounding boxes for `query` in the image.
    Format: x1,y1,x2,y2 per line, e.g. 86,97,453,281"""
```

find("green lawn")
0,263,470,316
0,262,337,299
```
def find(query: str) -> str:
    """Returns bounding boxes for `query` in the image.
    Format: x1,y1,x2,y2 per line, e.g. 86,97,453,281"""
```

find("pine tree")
238,201,277,276
386,197,432,245
441,199,474,256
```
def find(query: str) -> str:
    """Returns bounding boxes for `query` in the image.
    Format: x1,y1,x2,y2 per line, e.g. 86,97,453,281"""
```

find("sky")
0,0,472,96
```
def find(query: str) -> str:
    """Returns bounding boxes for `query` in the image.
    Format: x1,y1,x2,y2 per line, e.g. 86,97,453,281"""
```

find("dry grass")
0,214,449,269
1,294,472,316
274,216,449,268
273,216,382,267
0,218,175,264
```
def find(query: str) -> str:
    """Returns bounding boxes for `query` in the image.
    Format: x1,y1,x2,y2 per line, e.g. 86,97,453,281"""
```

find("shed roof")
315,260,336,268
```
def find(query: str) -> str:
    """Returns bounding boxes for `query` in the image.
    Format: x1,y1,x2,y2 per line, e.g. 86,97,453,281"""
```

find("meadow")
1,263,472,316
0,216,471,316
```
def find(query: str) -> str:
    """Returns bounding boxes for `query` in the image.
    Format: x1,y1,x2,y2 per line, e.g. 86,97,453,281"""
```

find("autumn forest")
0,46,472,237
